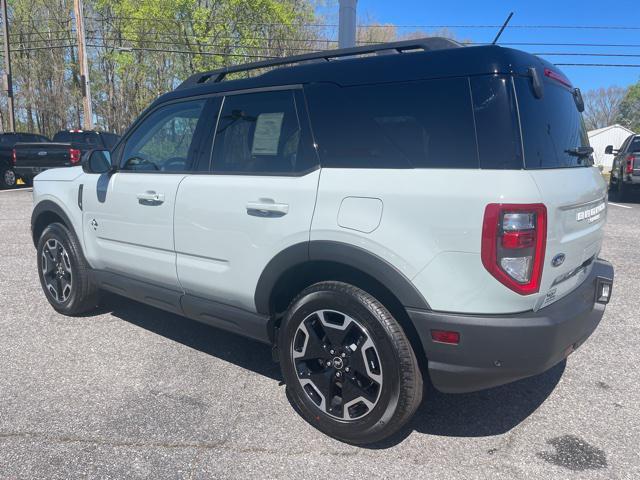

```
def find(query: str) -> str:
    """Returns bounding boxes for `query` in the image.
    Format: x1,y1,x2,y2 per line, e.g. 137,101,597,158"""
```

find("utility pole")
73,0,93,129
1,0,15,132
338,0,358,49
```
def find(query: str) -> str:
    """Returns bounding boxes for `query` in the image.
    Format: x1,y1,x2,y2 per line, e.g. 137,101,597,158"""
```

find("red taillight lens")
69,148,81,165
431,330,460,345
626,155,634,174
481,203,547,295
11,148,16,166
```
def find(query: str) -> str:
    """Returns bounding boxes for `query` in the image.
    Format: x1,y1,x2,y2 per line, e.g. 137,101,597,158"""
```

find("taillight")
69,148,81,165
626,155,634,174
481,204,547,295
11,148,16,166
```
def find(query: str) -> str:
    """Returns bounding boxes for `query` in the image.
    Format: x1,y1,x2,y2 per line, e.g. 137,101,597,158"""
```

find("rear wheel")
279,281,423,444
1,168,16,189
37,223,99,315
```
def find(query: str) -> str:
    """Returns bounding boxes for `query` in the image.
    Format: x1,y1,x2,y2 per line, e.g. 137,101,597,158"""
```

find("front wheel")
279,281,423,444
37,222,99,315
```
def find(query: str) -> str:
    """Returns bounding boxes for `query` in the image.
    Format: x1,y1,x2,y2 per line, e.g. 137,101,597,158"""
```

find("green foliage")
2,0,320,134
617,82,640,133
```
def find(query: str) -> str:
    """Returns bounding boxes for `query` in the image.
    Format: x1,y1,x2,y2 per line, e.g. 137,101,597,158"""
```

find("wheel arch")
31,200,75,247
256,241,430,367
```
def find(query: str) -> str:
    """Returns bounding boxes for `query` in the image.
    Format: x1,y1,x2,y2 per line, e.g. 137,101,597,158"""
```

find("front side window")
212,90,311,174
121,100,206,172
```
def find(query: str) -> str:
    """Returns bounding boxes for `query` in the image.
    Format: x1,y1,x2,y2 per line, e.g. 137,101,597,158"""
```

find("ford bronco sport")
30,38,614,444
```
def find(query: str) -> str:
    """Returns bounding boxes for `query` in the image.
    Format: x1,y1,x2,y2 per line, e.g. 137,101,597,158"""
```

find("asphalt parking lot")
0,188,639,479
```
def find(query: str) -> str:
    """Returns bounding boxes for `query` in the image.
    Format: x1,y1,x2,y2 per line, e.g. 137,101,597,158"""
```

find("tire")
36,222,99,316
1,168,16,189
279,281,423,444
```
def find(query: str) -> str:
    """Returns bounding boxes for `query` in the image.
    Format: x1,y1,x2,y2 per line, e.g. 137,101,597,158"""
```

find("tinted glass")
212,90,312,174
628,137,640,153
515,77,591,169
471,75,523,169
121,99,206,172
305,78,478,169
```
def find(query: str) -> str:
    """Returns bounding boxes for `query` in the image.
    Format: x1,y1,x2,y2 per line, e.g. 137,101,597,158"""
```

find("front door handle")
137,191,165,205
246,199,289,217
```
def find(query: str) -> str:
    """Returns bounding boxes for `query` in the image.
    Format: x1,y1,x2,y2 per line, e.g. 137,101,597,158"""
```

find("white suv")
31,38,614,444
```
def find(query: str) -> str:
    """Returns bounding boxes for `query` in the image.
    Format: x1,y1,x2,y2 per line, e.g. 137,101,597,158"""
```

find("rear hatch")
514,70,607,309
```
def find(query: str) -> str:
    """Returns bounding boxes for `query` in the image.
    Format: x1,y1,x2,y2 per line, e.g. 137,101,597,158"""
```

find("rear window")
52,131,102,147
628,137,640,153
305,78,478,168
515,77,591,169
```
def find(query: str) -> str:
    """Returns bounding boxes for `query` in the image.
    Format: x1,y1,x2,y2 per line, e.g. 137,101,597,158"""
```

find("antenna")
492,12,514,44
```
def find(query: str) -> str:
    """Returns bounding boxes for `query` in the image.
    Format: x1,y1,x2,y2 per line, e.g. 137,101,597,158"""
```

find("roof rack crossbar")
177,36,463,90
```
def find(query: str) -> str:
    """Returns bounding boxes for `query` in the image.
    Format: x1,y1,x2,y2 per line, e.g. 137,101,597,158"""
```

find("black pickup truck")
13,130,120,185
1,132,49,188
607,134,640,202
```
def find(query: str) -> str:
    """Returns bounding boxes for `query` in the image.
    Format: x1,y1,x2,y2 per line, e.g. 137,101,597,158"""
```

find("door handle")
137,191,165,205
246,199,289,217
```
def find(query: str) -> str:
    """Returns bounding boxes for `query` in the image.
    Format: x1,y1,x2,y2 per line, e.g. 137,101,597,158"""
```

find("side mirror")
604,145,614,155
82,149,115,174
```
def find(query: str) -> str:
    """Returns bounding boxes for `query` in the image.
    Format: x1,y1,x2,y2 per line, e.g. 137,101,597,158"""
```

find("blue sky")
317,0,640,91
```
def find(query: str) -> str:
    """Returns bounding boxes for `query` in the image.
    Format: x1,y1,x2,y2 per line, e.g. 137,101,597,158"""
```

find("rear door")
82,98,213,290
174,88,320,312
514,73,608,307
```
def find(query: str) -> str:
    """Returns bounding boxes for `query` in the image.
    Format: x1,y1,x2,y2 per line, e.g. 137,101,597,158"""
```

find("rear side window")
305,78,478,168
628,137,640,153
212,90,315,174
470,75,523,169
515,77,590,169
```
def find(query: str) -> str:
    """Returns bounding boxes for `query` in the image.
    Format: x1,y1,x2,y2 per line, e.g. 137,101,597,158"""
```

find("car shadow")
101,293,565,447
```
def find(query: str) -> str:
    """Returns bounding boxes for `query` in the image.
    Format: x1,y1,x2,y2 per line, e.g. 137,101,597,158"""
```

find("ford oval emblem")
552,253,566,267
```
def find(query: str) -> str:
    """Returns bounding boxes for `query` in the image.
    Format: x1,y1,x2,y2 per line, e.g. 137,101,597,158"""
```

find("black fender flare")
254,240,430,315
31,200,76,247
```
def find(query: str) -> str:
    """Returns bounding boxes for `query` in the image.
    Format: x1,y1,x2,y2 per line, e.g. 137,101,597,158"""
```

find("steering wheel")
123,153,159,171
162,157,188,172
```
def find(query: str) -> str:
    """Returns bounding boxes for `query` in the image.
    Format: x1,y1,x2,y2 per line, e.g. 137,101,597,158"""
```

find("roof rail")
176,36,463,90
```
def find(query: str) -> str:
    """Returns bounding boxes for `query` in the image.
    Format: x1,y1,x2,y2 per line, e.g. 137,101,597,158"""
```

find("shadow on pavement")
102,293,565,447
104,293,282,382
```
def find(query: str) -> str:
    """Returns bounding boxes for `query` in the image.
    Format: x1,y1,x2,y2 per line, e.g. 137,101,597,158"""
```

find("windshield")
515,76,591,169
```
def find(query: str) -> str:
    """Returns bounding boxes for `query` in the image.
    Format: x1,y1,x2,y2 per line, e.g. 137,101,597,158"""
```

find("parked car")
30,38,614,444
13,130,120,186
0,132,49,188
607,134,640,201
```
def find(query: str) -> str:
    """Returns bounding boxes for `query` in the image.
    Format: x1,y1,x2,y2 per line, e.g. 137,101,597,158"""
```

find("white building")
588,124,635,170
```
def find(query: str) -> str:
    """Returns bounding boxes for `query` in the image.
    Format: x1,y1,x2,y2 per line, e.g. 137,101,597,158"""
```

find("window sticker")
252,112,284,156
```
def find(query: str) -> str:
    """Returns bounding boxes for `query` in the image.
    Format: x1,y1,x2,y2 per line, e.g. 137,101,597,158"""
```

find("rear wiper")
565,146,594,158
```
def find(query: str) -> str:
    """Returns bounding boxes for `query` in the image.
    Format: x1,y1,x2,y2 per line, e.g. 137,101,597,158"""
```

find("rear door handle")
246,199,289,217
137,191,165,205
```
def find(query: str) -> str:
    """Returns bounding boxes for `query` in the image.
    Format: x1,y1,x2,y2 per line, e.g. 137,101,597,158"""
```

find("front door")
82,98,214,290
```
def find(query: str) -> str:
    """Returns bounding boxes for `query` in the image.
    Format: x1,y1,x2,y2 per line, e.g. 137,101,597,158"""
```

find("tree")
1,0,323,134
617,82,640,133
582,86,626,131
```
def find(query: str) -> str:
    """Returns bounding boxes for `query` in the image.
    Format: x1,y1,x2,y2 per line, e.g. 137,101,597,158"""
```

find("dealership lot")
0,188,638,479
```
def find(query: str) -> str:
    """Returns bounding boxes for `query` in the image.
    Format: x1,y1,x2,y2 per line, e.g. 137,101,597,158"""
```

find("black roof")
156,39,556,106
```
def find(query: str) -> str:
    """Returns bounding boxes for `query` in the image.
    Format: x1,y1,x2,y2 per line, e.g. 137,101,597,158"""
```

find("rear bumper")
408,259,614,393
